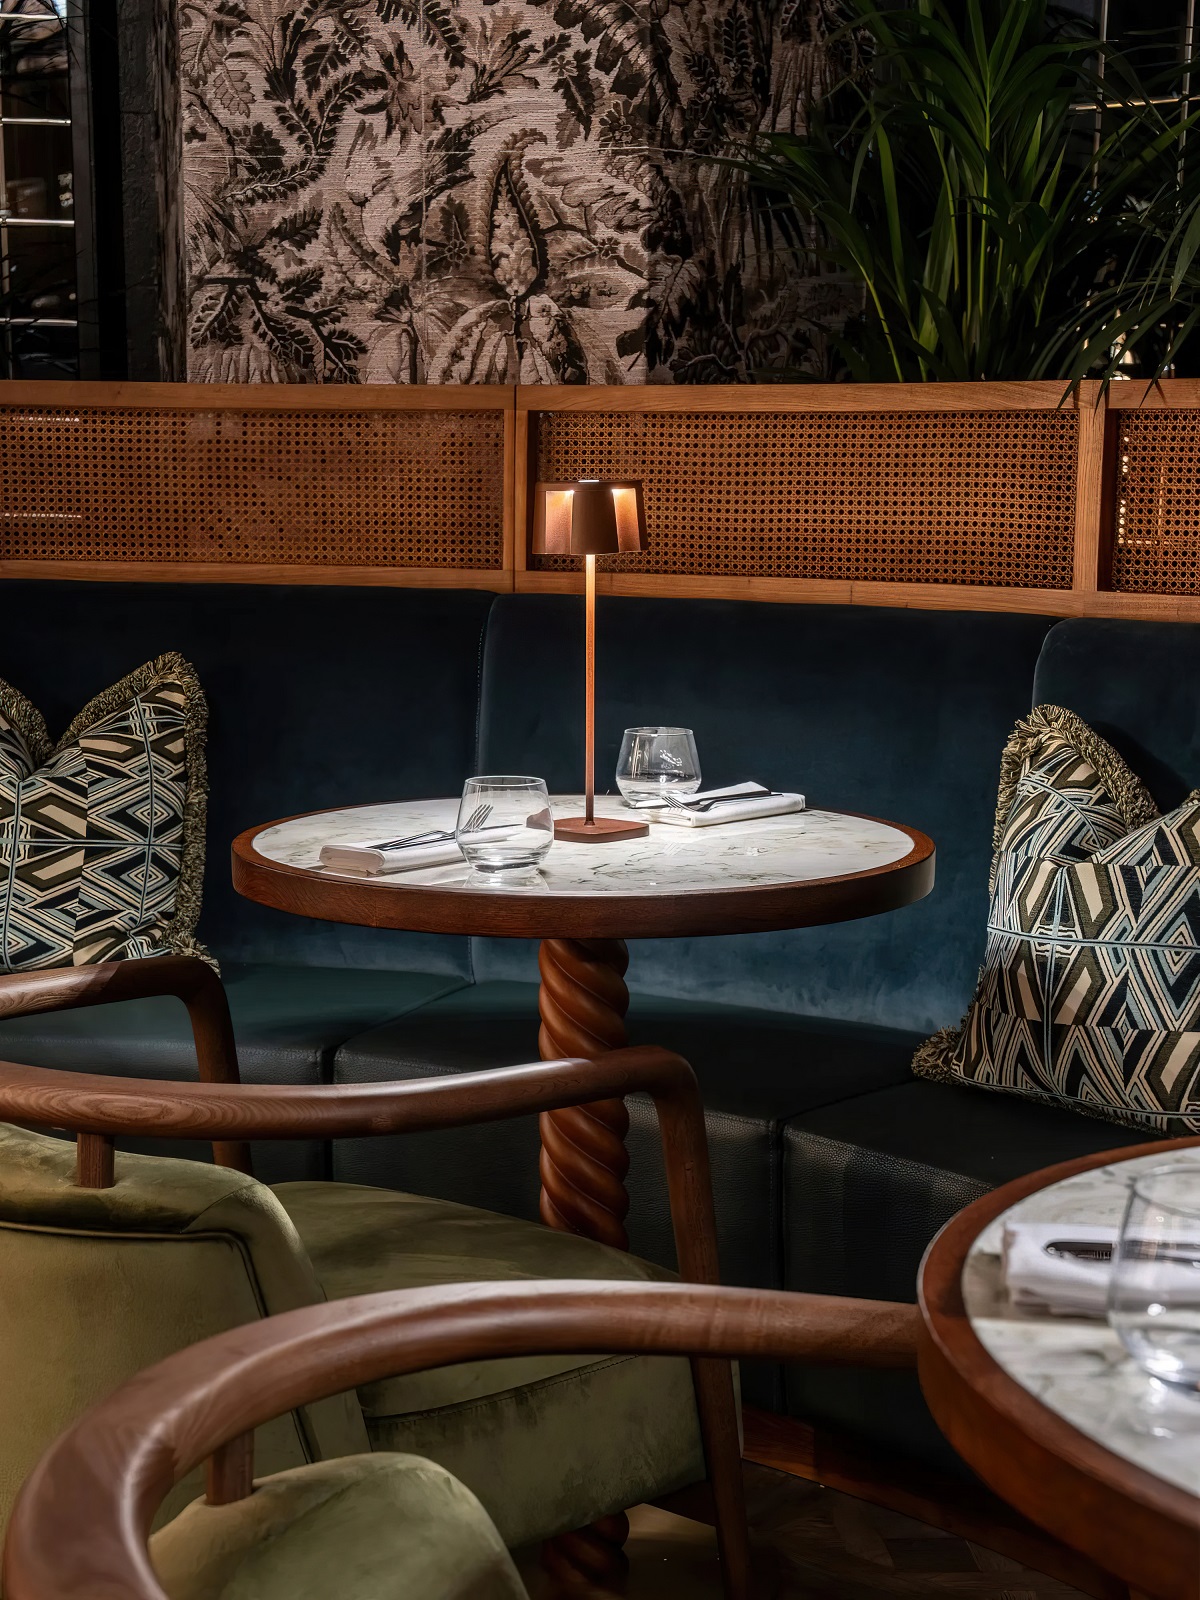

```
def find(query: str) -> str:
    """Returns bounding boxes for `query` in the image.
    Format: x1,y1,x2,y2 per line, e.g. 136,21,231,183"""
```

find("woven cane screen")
0,406,506,569
531,409,1078,587
1112,411,1200,594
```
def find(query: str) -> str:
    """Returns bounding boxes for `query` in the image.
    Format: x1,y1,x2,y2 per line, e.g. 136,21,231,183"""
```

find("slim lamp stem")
585,552,596,825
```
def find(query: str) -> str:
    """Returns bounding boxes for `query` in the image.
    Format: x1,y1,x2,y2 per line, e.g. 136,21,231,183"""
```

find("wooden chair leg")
692,1358,753,1600
541,1514,630,1590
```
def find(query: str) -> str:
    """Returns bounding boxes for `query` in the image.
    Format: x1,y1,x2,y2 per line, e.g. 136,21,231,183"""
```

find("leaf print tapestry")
180,0,849,383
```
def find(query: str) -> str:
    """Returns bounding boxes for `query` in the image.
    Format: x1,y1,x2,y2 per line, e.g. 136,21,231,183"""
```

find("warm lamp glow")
530,478,648,842
532,480,647,558
611,485,643,552
538,489,577,555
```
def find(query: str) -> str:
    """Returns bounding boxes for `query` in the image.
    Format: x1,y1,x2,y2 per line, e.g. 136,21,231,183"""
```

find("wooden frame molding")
3,378,1200,619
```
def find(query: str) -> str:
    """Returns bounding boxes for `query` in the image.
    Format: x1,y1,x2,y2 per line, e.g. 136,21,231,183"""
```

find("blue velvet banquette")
0,581,1190,1472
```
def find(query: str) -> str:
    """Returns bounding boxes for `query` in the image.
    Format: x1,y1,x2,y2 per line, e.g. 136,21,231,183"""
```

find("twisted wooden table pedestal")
234,801,936,1599
537,936,634,1590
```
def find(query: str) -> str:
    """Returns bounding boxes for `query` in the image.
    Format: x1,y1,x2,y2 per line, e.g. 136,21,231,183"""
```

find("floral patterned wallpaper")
180,0,844,383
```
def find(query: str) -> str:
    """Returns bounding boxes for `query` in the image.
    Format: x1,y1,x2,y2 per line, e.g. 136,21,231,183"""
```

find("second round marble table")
233,796,935,1250
919,1139,1200,1600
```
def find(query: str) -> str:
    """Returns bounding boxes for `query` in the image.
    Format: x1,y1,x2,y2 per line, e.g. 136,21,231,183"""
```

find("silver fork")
456,802,494,837
371,802,492,851
662,789,776,814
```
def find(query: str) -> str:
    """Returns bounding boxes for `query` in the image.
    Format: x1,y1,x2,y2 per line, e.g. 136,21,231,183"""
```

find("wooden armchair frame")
0,956,750,1591
0,957,248,1173
2,1279,919,1600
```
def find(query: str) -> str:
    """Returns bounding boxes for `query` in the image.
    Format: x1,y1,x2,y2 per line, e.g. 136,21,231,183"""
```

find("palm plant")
728,0,1200,383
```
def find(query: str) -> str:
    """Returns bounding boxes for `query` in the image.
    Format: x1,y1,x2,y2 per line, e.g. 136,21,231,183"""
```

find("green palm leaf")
715,0,1200,383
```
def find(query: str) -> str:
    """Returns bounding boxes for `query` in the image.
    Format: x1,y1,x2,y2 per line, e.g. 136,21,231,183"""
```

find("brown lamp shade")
532,480,646,557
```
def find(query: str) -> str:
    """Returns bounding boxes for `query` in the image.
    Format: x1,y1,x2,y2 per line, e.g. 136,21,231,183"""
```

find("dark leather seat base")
782,1079,1150,1472
0,964,467,1183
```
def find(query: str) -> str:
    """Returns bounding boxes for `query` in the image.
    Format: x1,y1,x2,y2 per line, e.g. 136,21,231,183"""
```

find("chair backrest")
0,1123,368,1539
3,1277,918,1600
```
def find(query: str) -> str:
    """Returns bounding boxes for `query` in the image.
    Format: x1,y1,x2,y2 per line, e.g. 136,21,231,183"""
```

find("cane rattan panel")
1112,410,1200,594
530,408,1078,587
0,404,506,568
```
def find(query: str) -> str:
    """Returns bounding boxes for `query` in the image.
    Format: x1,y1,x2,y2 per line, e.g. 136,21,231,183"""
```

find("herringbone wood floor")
518,1466,1088,1598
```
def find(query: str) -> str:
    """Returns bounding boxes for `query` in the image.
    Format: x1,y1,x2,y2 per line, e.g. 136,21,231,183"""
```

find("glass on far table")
456,776,552,875
615,726,701,807
1109,1162,1200,1430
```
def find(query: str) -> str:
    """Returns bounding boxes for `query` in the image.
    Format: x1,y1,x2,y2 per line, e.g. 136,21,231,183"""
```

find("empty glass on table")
456,776,553,875
615,727,701,807
1109,1162,1200,1428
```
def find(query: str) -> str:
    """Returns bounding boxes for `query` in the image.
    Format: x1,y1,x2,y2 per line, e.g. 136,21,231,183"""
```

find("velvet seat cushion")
151,1455,528,1600
273,1180,706,1547
0,1126,367,1539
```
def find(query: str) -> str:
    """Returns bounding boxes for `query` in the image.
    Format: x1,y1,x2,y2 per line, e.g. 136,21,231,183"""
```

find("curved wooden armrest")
4,1280,919,1600
0,1046,721,1285
0,957,249,1174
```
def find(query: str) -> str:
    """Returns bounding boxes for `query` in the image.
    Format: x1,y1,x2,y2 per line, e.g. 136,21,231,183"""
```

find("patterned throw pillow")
0,654,209,970
914,704,1200,1134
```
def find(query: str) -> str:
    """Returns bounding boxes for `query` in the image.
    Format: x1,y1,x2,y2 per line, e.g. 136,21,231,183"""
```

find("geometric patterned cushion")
914,703,1200,1135
0,653,210,970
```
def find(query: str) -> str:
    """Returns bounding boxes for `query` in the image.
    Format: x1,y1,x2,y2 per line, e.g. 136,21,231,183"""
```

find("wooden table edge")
231,806,935,940
918,1138,1200,1600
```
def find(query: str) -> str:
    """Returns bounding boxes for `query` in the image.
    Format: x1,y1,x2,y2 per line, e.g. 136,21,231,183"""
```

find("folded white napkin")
1004,1220,1200,1318
648,781,806,829
318,840,462,875
1003,1222,1116,1317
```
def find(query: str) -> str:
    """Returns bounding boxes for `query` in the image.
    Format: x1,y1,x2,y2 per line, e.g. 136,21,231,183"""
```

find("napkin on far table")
648,781,806,828
318,840,462,875
1003,1222,1116,1317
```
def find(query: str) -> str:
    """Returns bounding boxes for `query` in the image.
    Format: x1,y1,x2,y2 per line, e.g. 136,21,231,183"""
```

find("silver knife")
1044,1238,1200,1266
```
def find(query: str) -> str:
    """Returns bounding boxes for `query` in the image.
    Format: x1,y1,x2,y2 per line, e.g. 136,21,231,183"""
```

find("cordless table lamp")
532,478,648,843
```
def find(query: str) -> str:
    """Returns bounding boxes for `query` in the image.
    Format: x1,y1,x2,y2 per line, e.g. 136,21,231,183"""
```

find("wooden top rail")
516,380,1085,412
0,381,512,411
1,377,1200,617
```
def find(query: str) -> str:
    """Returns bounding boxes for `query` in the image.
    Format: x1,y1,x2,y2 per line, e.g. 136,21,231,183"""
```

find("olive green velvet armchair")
0,956,743,1592
3,1278,920,1600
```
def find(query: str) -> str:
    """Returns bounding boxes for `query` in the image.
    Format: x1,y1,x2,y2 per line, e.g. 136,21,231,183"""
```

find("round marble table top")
964,1144,1200,1502
920,1137,1200,1599
233,796,934,940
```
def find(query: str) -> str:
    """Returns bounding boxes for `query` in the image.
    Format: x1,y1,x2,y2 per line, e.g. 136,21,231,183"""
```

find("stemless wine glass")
615,727,701,806
456,776,552,875
1108,1163,1200,1407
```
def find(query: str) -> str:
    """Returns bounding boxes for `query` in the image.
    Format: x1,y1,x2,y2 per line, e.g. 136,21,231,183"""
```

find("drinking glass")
1108,1163,1200,1401
615,727,701,806
456,776,552,875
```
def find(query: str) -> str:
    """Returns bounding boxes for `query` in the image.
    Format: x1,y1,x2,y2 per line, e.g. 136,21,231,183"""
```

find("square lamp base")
553,816,650,843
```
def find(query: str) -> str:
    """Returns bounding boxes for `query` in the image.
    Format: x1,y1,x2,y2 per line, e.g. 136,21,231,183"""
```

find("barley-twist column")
538,936,632,1590
537,936,631,1250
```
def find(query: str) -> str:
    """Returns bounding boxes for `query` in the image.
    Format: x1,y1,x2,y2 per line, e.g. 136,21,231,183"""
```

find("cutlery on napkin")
648,781,806,828
1002,1221,1200,1317
1003,1222,1117,1316
319,839,463,875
